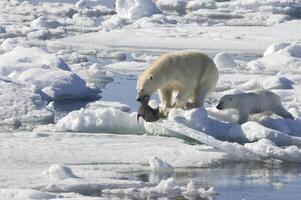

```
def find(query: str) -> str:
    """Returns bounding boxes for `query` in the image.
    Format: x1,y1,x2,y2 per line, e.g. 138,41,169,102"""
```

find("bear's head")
136,72,158,103
216,95,236,110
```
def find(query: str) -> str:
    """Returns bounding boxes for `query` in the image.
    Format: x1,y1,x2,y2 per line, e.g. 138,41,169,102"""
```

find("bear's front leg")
238,110,249,124
158,88,172,118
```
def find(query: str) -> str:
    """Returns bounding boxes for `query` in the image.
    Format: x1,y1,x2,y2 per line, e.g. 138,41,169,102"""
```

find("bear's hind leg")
191,82,214,108
272,106,294,120
175,88,193,109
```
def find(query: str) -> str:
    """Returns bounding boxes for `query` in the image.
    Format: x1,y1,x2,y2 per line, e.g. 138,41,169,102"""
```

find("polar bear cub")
216,90,294,124
136,50,219,115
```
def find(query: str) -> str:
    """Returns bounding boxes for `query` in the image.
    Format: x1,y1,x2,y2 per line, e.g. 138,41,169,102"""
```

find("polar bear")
136,50,219,115
216,90,294,124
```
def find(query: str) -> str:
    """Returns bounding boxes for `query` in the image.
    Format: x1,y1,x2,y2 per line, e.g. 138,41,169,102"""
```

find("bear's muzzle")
136,95,150,103
216,103,223,110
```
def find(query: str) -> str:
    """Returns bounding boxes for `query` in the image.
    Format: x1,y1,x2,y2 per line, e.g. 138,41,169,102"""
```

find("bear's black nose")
216,104,222,110
136,96,142,102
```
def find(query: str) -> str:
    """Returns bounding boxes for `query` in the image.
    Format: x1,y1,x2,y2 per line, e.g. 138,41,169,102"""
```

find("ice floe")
0,46,96,101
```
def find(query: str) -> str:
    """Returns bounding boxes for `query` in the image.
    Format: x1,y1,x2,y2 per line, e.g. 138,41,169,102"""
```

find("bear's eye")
220,102,224,105
229,97,232,101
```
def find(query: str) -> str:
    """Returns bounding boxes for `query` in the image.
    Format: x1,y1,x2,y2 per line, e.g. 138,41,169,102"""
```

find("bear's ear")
149,75,154,80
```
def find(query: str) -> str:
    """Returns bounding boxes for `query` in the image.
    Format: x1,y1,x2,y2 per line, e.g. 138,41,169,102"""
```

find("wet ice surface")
1,0,301,199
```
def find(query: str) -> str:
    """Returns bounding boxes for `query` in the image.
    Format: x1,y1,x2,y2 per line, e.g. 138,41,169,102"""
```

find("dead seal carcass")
136,96,160,122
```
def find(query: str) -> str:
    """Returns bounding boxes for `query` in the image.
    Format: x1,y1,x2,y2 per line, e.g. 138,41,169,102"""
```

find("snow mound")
56,107,144,134
43,164,79,181
156,0,187,15
241,121,301,146
263,42,290,57
262,76,294,90
214,52,238,70
31,16,62,29
156,108,245,142
102,178,181,198
0,46,95,101
247,41,301,73
1,38,24,52
75,0,88,10
116,0,160,20
239,76,294,90
183,181,216,198
72,13,98,27
186,0,216,11
0,188,59,200
149,156,174,172
153,178,181,196
102,178,216,198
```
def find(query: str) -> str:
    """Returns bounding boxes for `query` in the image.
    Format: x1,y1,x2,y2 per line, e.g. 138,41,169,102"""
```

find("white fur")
137,50,219,114
217,91,294,124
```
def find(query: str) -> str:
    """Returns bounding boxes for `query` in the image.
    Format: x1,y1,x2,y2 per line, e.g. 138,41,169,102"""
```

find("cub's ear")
149,75,154,80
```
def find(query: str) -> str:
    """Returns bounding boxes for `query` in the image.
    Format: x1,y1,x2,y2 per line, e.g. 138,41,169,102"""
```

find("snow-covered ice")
1,0,301,199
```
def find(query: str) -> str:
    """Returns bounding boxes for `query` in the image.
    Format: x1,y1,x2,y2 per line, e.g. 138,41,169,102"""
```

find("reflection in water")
128,162,301,200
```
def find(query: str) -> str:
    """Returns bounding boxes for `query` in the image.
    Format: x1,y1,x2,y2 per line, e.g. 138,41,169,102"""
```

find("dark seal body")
137,102,160,122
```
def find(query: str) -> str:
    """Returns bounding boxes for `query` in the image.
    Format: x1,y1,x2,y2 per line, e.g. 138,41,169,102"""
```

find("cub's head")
136,72,157,103
216,94,236,110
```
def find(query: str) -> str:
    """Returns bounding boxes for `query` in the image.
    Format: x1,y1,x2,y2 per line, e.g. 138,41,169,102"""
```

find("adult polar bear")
136,50,219,115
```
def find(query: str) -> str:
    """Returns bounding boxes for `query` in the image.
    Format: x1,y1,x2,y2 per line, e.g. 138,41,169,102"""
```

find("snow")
263,42,290,57
0,78,53,130
61,20,301,55
0,188,60,200
102,177,216,199
149,156,174,172
241,121,301,146
43,164,79,181
247,41,301,73
156,0,187,15
116,0,160,20
75,0,88,10
86,100,131,112
214,52,238,70
164,121,301,163
56,107,144,133
0,46,96,101
183,181,216,198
